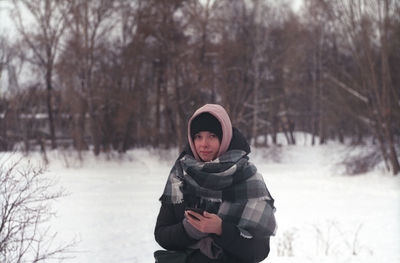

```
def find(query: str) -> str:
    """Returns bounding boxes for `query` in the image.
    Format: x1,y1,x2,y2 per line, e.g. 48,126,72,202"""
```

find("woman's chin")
199,155,215,162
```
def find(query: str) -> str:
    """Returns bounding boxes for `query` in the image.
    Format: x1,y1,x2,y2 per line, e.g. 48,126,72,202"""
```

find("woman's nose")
199,138,209,147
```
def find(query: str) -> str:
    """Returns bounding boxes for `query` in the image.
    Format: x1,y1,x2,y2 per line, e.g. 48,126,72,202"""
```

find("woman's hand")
185,211,222,236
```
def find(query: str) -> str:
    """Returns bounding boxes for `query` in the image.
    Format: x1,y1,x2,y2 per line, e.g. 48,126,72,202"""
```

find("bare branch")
325,73,369,103
0,157,74,262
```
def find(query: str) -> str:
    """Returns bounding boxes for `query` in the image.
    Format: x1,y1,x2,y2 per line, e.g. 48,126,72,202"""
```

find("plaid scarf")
160,150,276,238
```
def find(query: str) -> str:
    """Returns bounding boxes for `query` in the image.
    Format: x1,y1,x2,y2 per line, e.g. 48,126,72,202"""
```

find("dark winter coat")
154,128,271,263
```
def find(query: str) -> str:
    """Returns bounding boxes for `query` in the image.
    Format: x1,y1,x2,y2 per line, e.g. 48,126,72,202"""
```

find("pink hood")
187,104,233,161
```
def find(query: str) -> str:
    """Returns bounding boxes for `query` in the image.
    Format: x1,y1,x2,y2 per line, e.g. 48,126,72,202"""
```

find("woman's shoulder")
228,127,250,154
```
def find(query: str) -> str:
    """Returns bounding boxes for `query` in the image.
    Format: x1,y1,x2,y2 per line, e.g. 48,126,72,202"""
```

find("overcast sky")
0,0,19,38
0,0,303,39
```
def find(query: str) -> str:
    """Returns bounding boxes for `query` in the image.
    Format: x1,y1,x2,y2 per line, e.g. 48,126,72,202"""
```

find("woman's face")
193,131,221,162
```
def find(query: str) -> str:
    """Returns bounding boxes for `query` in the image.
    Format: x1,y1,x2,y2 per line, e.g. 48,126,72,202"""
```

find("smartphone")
186,208,204,221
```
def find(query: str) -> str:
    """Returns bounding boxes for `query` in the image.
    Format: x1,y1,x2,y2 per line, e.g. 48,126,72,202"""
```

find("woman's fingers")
185,211,222,235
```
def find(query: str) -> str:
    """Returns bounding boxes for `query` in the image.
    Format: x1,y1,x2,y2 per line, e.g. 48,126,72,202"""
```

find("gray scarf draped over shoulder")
160,149,277,238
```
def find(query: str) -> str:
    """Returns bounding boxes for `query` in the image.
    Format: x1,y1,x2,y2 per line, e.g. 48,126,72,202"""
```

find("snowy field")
9,136,400,263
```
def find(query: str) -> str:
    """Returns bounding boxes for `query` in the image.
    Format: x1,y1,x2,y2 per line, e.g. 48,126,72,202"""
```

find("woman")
155,104,276,263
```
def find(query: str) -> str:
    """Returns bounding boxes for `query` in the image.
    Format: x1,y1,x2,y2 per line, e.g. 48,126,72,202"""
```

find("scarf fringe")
239,231,253,239
198,197,223,203
252,196,273,202
159,195,184,204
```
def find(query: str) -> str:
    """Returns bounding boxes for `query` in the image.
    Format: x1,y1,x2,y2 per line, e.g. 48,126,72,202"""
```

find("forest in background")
0,0,399,175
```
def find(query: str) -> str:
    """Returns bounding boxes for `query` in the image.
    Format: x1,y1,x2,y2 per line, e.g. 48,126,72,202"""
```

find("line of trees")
0,0,399,174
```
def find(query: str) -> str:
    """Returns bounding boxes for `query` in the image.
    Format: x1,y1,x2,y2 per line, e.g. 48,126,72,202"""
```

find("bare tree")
0,37,12,83
58,0,117,155
0,156,74,262
12,0,67,150
247,0,271,147
0,36,28,151
327,0,400,174
212,0,256,128
0,37,13,151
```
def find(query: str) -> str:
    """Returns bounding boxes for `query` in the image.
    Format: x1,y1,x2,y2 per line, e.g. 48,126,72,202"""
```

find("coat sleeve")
213,221,270,262
154,202,198,250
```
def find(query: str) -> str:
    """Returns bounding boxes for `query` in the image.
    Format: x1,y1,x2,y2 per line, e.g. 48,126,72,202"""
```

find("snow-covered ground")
12,137,400,263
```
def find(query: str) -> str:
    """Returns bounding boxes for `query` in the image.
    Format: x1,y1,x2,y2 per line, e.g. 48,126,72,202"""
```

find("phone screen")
186,208,204,221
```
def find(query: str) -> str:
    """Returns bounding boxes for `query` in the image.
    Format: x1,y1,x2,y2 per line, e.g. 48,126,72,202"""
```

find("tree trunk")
122,112,135,152
380,0,399,175
271,116,278,145
154,60,163,147
311,49,318,146
252,79,259,147
72,110,87,155
162,80,172,149
316,42,326,145
173,64,186,151
385,125,400,175
46,69,57,149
